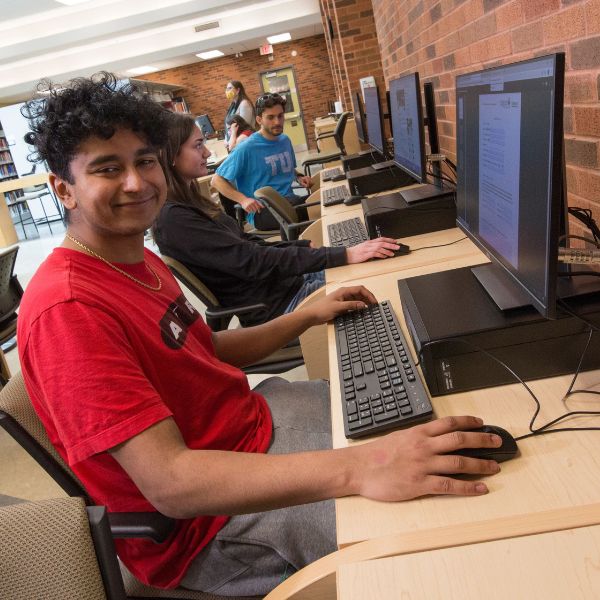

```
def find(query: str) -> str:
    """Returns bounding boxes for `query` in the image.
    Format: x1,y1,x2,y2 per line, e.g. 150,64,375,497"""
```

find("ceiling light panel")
267,32,291,44
196,50,224,59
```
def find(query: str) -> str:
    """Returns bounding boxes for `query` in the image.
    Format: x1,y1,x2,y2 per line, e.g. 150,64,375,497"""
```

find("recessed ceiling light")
55,0,94,5
127,66,159,75
267,33,291,44
196,50,224,60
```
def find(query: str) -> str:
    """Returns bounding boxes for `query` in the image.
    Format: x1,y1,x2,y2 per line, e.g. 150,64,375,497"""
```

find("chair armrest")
206,302,269,320
315,132,335,141
294,200,320,210
287,220,315,233
108,512,176,543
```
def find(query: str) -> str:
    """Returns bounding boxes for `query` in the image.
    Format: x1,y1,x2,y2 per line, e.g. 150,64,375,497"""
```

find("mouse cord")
411,236,467,252
417,324,600,442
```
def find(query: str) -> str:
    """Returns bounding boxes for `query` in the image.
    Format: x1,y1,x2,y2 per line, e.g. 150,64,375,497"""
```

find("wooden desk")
337,523,600,599
314,117,361,156
0,173,50,247
326,264,600,551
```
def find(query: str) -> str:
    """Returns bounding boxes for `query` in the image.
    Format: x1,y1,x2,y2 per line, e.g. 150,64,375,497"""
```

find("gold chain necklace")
65,234,162,291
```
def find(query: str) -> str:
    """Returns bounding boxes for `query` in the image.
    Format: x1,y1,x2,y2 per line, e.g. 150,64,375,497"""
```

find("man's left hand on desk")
300,285,377,324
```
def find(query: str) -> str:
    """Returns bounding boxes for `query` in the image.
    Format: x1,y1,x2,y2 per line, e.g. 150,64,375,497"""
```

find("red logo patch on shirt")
160,294,200,349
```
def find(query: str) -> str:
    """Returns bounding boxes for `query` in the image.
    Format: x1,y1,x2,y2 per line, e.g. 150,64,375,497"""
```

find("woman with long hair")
154,113,399,327
225,113,255,151
224,80,255,144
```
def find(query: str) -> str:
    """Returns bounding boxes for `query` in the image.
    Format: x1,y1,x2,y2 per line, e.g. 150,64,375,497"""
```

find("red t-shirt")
17,247,273,588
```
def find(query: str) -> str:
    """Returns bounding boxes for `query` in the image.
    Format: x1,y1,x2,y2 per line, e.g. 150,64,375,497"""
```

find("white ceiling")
0,0,323,104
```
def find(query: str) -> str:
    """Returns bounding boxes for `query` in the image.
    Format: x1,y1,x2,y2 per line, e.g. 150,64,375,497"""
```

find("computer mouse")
331,173,346,182
391,243,411,257
449,425,519,463
343,195,365,206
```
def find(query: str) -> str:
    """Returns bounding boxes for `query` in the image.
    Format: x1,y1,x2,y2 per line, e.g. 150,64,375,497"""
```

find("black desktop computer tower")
347,164,415,196
342,151,381,172
399,267,600,396
363,189,456,239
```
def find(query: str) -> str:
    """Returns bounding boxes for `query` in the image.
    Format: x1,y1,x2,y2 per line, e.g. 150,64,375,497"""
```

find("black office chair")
0,373,257,600
0,245,23,359
253,187,319,242
160,255,305,375
302,111,351,176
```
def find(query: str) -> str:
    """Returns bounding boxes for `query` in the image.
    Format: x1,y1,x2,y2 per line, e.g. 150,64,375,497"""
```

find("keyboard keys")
335,301,434,439
327,218,369,248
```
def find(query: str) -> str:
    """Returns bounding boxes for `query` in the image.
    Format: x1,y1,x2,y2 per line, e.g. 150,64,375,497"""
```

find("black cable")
411,236,467,252
426,168,456,187
568,207,600,244
417,321,600,443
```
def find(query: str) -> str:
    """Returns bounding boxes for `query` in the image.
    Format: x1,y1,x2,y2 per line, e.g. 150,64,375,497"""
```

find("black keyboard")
327,217,368,247
321,167,344,181
335,301,433,439
322,185,350,207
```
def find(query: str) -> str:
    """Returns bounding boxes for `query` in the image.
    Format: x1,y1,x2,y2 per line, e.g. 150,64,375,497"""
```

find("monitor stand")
471,263,532,312
371,160,397,171
399,181,455,204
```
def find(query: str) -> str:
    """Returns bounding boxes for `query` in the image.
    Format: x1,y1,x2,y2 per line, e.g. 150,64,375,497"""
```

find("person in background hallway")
224,80,255,146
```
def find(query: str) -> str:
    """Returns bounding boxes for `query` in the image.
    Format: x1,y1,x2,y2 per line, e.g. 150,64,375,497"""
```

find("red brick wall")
373,0,600,240
320,0,388,142
138,35,336,149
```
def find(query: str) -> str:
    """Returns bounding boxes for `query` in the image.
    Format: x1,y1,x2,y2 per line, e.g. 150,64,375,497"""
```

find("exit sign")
259,43,273,55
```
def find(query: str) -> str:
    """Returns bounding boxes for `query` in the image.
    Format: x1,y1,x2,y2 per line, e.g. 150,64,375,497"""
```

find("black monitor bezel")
352,91,368,144
455,53,565,319
363,85,385,155
195,114,215,136
389,72,427,183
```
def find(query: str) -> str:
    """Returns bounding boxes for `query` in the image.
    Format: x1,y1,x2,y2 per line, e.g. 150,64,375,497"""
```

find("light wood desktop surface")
337,523,600,599
326,260,600,551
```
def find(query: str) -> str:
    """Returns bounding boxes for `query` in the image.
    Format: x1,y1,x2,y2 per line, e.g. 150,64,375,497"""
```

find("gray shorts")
180,377,336,596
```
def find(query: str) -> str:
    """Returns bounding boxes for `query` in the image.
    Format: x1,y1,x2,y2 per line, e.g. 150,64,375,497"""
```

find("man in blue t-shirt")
212,93,311,230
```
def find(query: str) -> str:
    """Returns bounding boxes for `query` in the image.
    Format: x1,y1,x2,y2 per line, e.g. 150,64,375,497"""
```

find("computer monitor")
455,53,566,319
195,114,215,137
363,86,385,155
351,91,368,144
389,73,426,183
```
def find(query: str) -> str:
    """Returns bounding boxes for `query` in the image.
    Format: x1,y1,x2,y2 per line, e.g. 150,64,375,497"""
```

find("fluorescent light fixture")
127,66,159,75
55,0,94,5
196,50,224,60
267,32,291,44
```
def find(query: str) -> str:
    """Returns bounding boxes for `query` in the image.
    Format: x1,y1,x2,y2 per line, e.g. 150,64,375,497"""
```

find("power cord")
416,301,600,442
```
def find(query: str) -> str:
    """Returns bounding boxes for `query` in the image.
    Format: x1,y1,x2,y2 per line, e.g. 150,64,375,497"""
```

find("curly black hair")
21,72,171,183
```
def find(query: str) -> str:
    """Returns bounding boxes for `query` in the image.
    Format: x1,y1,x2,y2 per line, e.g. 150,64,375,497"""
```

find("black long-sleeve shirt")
154,202,347,326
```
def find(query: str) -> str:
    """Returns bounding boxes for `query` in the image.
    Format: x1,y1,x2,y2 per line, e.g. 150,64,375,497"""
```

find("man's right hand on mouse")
349,416,502,501
345,238,400,263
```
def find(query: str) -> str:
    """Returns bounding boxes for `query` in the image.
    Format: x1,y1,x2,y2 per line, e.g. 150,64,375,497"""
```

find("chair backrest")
333,112,351,154
160,255,237,331
0,371,88,499
0,245,23,324
0,497,126,600
254,187,299,226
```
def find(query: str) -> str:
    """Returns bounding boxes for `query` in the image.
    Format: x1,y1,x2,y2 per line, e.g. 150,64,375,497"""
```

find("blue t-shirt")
216,132,297,225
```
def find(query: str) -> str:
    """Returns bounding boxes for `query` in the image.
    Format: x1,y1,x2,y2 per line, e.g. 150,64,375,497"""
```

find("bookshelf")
126,78,189,114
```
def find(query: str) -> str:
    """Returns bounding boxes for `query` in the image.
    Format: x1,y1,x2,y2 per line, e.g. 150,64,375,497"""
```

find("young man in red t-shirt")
18,74,502,595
